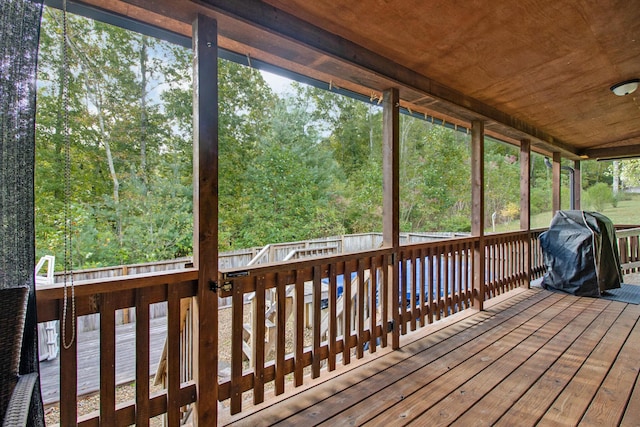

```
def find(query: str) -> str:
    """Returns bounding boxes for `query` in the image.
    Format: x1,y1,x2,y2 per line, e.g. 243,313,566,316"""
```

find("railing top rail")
484,229,538,241
616,227,640,238
400,234,477,250
615,224,640,230
36,268,199,300
530,227,548,233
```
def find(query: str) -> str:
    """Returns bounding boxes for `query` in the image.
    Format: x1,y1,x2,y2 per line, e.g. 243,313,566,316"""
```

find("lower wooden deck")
225,287,640,426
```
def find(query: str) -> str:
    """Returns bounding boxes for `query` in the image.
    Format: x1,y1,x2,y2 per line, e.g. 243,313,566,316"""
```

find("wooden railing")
36,230,540,425
215,231,535,419
36,270,199,426
616,226,640,274
530,228,547,280
484,231,531,298
216,247,394,416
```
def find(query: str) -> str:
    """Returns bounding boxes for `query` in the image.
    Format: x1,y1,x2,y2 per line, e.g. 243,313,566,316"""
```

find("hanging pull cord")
61,0,76,350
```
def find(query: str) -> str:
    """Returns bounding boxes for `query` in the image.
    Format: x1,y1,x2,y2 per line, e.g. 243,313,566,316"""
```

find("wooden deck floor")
224,287,640,426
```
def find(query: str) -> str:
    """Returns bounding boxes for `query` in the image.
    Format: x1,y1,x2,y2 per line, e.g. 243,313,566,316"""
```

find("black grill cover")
540,210,622,296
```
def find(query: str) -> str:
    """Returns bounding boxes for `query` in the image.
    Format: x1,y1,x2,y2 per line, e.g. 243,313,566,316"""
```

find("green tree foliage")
400,117,470,231
584,182,614,211
484,139,520,228
618,159,640,188
39,8,613,269
36,9,194,267
238,96,345,246
581,159,613,188
296,85,384,233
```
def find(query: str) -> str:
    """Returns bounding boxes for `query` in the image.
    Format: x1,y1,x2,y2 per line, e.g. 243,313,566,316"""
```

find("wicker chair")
0,286,38,427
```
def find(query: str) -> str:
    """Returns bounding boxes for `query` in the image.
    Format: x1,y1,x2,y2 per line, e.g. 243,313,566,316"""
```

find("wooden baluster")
399,253,407,335
312,265,321,378
380,254,388,348
435,249,442,321
275,273,286,394
167,285,181,425
451,244,456,313
495,241,500,293
458,244,463,307
427,247,434,324
490,242,496,296
391,251,400,350
369,256,378,353
135,289,150,426
468,242,473,306
328,264,337,371
511,239,516,286
511,239,516,288
100,293,116,426
457,243,463,310
443,245,450,317
230,277,244,414
410,250,417,331
419,248,426,326
294,270,304,386
496,240,501,292
343,261,352,362
254,275,265,403
357,258,365,358
497,238,507,294
502,239,507,291
499,240,504,292
503,239,508,290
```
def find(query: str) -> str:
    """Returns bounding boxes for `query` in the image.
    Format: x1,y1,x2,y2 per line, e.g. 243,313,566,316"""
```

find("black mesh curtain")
1,0,45,425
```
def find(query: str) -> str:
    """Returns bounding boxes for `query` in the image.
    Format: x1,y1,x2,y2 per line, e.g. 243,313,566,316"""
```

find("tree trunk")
613,160,620,196
139,35,148,192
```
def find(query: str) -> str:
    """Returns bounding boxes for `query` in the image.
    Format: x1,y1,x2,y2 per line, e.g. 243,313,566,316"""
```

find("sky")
261,69,295,94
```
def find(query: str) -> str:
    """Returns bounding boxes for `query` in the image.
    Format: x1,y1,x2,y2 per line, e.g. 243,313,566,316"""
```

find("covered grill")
540,210,623,296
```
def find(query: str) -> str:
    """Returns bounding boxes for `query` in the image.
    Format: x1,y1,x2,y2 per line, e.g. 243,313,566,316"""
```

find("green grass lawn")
489,193,640,233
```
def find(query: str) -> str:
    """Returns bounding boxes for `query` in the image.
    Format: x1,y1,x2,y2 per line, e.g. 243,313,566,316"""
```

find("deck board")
537,303,640,427
432,298,605,426
371,295,593,426
223,288,640,427
580,304,640,426
493,300,624,426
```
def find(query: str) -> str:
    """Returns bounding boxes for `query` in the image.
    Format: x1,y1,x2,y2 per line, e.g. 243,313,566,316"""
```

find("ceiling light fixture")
610,79,639,96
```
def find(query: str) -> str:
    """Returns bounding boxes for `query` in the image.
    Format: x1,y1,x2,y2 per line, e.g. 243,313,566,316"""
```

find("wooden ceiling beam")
580,144,640,161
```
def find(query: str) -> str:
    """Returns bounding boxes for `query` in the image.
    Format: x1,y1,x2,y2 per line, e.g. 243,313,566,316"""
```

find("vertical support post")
552,151,561,215
573,160,581,210
471,120,485,311
382,88,400,349
192,14,219,426
520,139,531,288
